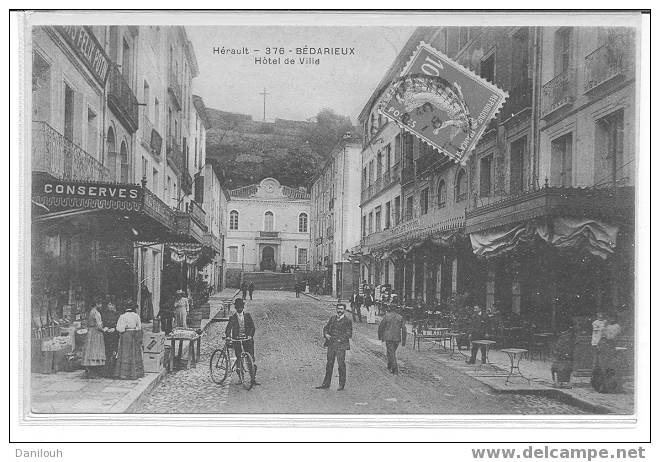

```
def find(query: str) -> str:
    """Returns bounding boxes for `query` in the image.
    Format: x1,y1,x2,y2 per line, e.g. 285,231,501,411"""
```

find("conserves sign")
35,178,142,201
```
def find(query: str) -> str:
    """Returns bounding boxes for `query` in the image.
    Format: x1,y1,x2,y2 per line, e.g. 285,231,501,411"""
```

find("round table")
500,348,530,384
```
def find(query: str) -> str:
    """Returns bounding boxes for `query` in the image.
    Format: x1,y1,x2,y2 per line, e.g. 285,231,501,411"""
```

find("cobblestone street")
134,291,587,414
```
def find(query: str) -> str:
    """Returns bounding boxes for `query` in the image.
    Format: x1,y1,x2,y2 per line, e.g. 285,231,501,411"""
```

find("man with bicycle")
225,298,259,385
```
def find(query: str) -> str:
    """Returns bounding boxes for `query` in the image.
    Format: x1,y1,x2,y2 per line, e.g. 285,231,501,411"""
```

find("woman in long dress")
173,290,189,328
365,291,377,324
101,300,120,377
82,297,106,378
114,303,144,380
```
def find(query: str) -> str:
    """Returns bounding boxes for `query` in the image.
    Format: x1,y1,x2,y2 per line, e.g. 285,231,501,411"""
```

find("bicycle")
209,336,255,390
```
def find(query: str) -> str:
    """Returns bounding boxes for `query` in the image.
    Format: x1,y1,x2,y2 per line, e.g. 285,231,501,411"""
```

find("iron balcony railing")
166,135,185,173
142,186,176,230
168,67,183,109
541,70,576,118
584,38,630,92
140,114,162,157
188,200,207,230
32,121,111,182
107,65,139,133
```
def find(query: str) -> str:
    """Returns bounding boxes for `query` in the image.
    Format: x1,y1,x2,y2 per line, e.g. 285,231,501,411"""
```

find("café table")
428,327,451,351
500,348,530,384
448,332,467,360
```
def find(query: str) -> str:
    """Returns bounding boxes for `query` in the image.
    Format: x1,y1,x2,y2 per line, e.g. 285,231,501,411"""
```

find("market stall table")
500,348,530,384
166,330,201,371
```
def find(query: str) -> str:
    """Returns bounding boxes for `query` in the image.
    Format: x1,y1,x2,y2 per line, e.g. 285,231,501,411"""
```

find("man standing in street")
225,298,259,385
349,289,363,323
316,303,352,391
466,305,489,364
378,305,407,374
248,281,255,300
240,281,248,300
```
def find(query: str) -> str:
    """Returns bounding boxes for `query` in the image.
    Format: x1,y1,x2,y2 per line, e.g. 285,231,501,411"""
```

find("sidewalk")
30,289,236,414
304,294,634,415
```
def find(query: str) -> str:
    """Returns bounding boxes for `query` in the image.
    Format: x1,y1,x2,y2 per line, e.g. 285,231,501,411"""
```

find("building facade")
310,137,362,299
225,178,311,278
31,26,215,334
357,26,635,343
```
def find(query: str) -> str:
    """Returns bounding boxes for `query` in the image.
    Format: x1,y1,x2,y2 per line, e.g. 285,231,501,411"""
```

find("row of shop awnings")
31,173,221,257
357,186,633,262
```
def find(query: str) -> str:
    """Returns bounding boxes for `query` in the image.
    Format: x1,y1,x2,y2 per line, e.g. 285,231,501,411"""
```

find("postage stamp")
378,41,508,165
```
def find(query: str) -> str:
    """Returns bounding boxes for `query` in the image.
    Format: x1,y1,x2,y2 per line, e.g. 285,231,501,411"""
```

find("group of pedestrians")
348,289,376,324
240,281,256,300
315,300,406,391
81,295,144,380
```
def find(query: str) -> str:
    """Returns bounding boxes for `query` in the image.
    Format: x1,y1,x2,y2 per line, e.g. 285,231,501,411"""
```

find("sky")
187,26,414,123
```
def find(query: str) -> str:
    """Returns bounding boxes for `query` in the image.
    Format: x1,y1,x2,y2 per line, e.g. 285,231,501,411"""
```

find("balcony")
188,200,207,230
258,231,280,241
142,186,176,230
541,70,576,118
32,121,110,182
140,114,162,158
174,201,208,245
465,185,634,234
500,78,533,121
168,67,182,110
107,65,139,133
361,208,465,253
584,38,630,93
166,135,184,174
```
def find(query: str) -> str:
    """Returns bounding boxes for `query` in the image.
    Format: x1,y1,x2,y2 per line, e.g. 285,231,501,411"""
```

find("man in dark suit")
225,298,259,385
378,305,407,374
349,290,363,323
466,305,490,365
316,303,353,391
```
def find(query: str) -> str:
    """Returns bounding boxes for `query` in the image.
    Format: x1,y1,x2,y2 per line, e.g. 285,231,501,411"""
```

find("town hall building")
224,178,311,282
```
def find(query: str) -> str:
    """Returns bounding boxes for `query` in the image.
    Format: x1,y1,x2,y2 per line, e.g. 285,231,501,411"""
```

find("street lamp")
294,245,297,270
241,243,245,273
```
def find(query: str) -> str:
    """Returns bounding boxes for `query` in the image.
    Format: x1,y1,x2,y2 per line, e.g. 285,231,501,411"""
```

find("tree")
303,108,355,158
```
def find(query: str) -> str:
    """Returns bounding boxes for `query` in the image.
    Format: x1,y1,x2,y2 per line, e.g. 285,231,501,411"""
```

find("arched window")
455,169,467,202
264,211,274,231
106,127,117,179
298,212,308,233
229,210,239,230
438,179,447,208
120,140,129,183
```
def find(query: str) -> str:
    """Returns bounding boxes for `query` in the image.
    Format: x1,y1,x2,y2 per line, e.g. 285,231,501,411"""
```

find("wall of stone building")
32,28,105,161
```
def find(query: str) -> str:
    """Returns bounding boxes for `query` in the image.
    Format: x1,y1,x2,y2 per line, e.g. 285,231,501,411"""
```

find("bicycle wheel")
240,352,255,390
209,348,230,384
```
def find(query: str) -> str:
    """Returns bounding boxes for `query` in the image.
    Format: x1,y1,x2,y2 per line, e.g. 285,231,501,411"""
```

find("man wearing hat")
378,304,407,374
225,298,259,385
316,303,353,391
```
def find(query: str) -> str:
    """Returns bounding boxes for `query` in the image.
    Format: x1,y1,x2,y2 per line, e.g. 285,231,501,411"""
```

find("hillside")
205,108,356,189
